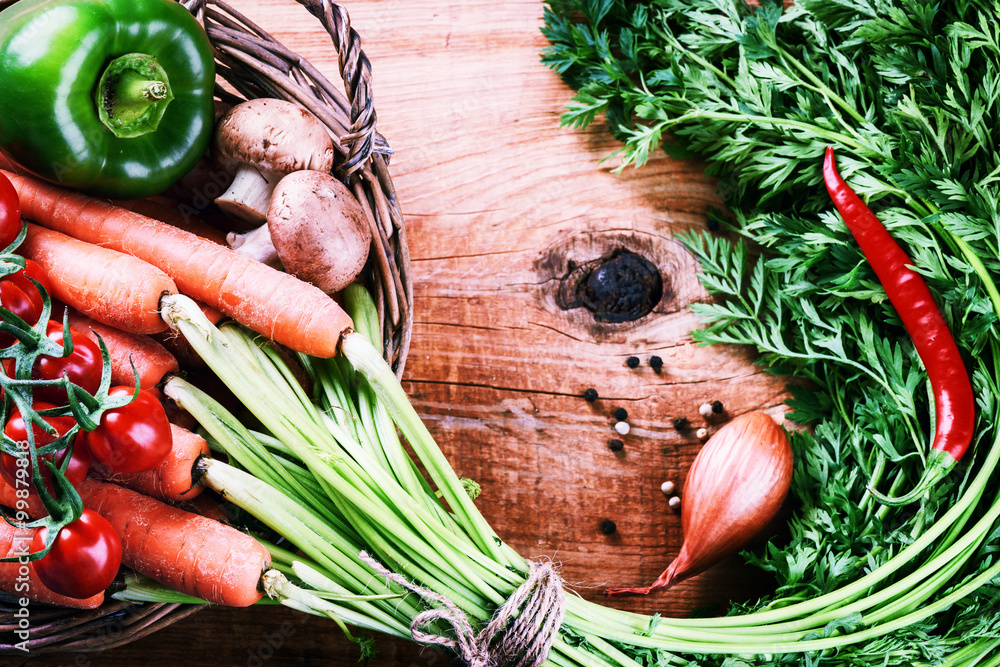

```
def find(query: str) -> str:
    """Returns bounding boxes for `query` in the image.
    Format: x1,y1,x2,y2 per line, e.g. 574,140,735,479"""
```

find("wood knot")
556,248,663,323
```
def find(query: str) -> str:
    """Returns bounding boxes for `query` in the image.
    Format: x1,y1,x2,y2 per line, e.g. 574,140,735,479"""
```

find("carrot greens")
539,0,1000,663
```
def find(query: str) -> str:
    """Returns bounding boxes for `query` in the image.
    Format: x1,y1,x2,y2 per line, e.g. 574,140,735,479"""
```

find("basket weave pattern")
0,0,411,653
183,0,412,374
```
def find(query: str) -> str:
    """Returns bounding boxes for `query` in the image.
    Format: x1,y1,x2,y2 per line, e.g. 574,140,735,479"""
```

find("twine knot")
361,552,566,667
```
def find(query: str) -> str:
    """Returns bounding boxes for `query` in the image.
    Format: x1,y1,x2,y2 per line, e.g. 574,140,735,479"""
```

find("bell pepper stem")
117,71,168,103
96,53,174,139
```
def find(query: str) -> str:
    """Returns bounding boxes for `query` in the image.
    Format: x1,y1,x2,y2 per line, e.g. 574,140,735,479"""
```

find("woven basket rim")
0,0,413,654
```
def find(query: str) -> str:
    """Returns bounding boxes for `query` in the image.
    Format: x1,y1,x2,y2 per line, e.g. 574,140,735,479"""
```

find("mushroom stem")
211,99,336,225
215,164,279,224
227,225,280,268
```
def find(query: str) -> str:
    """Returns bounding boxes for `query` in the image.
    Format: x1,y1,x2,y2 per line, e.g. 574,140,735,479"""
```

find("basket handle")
294,0,380,176
182,0,386,176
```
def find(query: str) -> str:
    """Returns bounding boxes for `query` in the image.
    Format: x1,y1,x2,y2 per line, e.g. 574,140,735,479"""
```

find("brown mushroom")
229,170,372,293
212,98,335,224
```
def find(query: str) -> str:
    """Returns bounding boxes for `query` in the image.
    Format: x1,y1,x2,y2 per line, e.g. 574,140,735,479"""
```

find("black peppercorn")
626,356,640,369
649,355,663,372
672,416,688,430
601,520,617,535
583,388,599,403
613,407,628,421
711,400,724,414
608,438,624,452
707,217,720,232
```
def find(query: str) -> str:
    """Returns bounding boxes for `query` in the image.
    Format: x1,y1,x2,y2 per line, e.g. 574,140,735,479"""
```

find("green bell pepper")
0,0,216,199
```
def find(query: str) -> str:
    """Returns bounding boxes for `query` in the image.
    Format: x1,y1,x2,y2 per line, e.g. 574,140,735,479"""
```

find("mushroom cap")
266,170,372,294
212,98,336,175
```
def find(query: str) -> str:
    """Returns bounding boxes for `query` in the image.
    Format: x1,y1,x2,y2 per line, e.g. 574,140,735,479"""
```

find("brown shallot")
605,410,792,596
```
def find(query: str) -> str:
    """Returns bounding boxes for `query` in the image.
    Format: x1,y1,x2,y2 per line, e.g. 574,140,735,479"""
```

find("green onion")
158,287,1000,664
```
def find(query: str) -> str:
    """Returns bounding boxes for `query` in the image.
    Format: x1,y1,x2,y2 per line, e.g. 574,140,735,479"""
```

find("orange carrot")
77,477,269,606
196,299,226,325
114,198,229,246
1,155,231,243
90,424,207,502
0,520,105,609
65,309,180,388
20,223,178,335
6,170,354,358
0,476,45,519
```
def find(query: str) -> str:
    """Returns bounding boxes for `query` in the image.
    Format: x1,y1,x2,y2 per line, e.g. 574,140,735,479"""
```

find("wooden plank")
20,0,792,664
337,0,792,619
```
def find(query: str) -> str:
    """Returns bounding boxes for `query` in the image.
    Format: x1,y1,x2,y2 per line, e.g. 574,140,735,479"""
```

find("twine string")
360,552,566,667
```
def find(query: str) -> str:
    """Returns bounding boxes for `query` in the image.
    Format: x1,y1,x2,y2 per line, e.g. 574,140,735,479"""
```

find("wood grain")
20,0,791,664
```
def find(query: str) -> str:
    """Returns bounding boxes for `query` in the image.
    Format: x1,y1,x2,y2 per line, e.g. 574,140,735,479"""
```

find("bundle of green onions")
106,281,1000,667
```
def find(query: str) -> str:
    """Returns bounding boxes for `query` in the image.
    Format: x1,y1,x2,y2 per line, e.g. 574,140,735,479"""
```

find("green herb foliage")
544,0,1000,664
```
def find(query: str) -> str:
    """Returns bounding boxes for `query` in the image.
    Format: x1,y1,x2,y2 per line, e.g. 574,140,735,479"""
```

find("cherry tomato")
0,173,21,250
0,278,41,321
85,387,172,473
7,259,53,305
0,260,53,348
30,508,122,599
33,320,103,404
0,280,42,348
0,402,90,492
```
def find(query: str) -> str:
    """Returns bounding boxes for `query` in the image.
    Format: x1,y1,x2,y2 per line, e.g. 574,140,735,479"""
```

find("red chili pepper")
823,146,975,505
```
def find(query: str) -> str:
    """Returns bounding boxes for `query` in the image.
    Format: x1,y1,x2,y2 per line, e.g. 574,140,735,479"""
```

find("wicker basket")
0,0,412,654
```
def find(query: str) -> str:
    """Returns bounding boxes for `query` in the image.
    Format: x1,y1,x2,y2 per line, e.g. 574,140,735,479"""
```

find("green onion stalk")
150,285,1000,666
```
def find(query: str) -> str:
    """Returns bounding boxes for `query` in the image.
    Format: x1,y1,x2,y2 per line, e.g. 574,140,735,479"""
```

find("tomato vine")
0,171,138,573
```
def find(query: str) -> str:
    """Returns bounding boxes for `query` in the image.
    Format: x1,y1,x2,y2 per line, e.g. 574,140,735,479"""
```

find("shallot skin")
606,411,793,596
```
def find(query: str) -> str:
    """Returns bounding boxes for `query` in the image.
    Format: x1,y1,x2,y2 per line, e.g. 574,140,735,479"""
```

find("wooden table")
22,0,790,664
